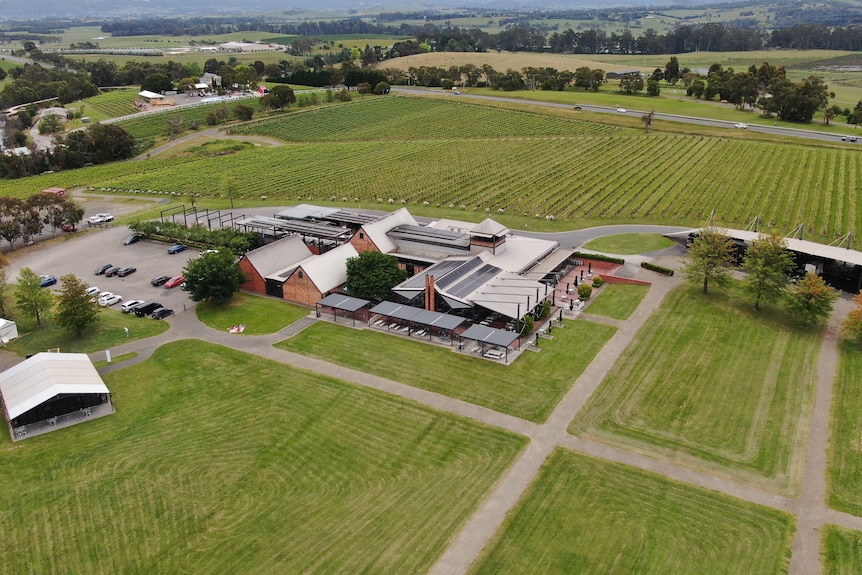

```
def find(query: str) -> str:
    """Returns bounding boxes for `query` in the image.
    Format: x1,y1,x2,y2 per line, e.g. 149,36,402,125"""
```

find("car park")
121,299,145,313
841,135,858,142
99,294,123,307
39,275,57,287
167,244,188,254
134,302,164,317
123,234,143,245
734,122,748,129
152,308,174,320
95,263,113,275
104,266,121,277
164,275,185,289
151,275,170,287
117,266,137,277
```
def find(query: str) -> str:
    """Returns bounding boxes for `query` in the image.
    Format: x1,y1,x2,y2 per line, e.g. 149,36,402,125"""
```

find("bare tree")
641,110,654,132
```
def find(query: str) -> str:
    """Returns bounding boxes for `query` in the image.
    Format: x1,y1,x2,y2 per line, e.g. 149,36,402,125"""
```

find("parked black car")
117,267,137,277
151,275,170,287
152,308,174,320
134,302,164,317
123,234,143,245
95,263,113,275
104,266,121,277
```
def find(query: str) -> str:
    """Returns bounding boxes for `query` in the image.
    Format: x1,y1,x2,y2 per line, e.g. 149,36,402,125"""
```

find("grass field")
827,341,862,515
0,340,525,574
196,292,309,334
582,233,675,254
66,90,139,125
277,318,616,423
821,524,862,575
471,449,795,575
571,284,820,493
92,351,137,368
5,305,169,357
584,284,650,320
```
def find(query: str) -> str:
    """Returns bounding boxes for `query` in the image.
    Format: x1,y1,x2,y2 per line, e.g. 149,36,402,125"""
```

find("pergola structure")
459,324,521,362
316,294,370,326
369,301,465,343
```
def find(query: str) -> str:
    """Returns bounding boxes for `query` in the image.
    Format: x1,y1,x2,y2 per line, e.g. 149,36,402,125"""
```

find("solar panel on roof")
398,260,465,289
447,264,502,298
435,257,484,289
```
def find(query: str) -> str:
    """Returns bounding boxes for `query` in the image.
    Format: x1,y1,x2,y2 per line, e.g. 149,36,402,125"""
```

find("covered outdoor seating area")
459,324,521,362
316,294,371,325
368,301,465,344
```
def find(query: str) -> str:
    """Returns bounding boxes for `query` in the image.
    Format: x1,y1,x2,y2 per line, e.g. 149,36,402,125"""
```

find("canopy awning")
460,324,520,348
317,293,369,312
369,301,465,331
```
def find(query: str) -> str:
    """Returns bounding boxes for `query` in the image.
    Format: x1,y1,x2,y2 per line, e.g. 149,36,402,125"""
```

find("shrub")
515,315,534,336
571,251,624,265
537,300,551,319
641,261,675,276
334,89,352,102
577,284,593,300
592,276,604,288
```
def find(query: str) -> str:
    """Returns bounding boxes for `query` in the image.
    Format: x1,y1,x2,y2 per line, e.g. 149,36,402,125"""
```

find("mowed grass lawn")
582,233,675,254
827,341,862,515
277,319,617,423
821,524,862,575
471,449,794,575
0,340,525,574
585,283,650,320
571,284,820,493
196,292,309,334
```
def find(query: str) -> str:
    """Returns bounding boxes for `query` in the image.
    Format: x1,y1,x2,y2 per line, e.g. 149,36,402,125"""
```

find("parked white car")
85,286,100,296
99,294,123,307
97,291,116,303
88,213,114,224
121,299,145,313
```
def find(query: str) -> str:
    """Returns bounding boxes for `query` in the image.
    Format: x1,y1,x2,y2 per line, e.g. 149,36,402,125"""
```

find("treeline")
1,122,135,179
99,17,401,38
0,194,85,250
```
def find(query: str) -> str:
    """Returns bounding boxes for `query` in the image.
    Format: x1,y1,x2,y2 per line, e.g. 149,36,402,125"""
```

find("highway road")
392,86,850,144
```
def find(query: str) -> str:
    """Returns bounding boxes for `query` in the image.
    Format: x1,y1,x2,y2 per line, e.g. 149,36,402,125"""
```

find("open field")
471,449,795,575
827,341,862,515
582,232,674,254
277,318,616,423
584,284,650,320
196,292,309,334
0,340,525,573
821,524,862,575
66,90,139,125
4,95,862,241
571,284,820,493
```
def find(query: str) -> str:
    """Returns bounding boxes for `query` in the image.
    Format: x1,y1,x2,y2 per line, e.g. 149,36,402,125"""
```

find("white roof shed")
0,318,18,344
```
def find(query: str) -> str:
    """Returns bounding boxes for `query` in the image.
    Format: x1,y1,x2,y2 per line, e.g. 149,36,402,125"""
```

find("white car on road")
88,213,114,224
616,108,627,113
734,122,748,129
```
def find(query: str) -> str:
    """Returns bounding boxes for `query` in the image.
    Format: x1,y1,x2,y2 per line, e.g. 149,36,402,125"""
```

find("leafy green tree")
785,272,838,326
141,73,173,93
345,251,407,301
843,293,862,343
220,174,238,209
38,113,63,134
15,267,53,327
682,227,736,294
233,104,254,122
741,233,795,311
664,56,680,84
269,85,296,109
618,73,644,94
55,274,100,336
0,197,24,250
183,250,247,305
373,81,390,95
646,79,660,96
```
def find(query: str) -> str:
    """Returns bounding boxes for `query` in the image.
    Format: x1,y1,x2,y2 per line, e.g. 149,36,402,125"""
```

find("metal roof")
460,325,520,347
317,293,370,312
275,204,340,220
369,301,466,331
242,236,312,278
324,210,382,226
236,216,350,239
0,353,109,421
522,249,574,279
388,224,471,249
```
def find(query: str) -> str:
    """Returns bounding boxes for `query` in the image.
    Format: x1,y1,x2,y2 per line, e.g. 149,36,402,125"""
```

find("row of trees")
0,194,84,250
5,268,98,335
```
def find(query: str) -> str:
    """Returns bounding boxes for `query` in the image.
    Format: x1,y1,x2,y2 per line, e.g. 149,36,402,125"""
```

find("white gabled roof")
300,243,359,293
0,353,109,421
244,236,312,278
137,90,165,99
472,218,509,237
360,208,417,253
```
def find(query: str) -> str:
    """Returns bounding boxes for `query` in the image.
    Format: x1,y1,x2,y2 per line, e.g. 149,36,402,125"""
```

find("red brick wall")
281,267,324,306
349,229,380,253
598,274,651,286
240,257,266,294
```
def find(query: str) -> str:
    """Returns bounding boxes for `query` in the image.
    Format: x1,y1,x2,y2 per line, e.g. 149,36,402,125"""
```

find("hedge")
641,261,675,276
571,251,625,265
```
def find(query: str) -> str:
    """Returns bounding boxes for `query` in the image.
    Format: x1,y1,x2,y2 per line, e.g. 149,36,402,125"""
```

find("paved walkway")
84,277,853,574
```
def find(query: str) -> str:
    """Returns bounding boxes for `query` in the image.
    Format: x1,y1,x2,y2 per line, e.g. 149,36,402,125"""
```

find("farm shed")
0,352,114,441
137,90,166,103
606,69,642,80
0,318,18,344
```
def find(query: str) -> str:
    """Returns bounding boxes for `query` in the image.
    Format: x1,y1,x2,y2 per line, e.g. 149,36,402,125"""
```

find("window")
298,271,304,279
359,232,365,239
